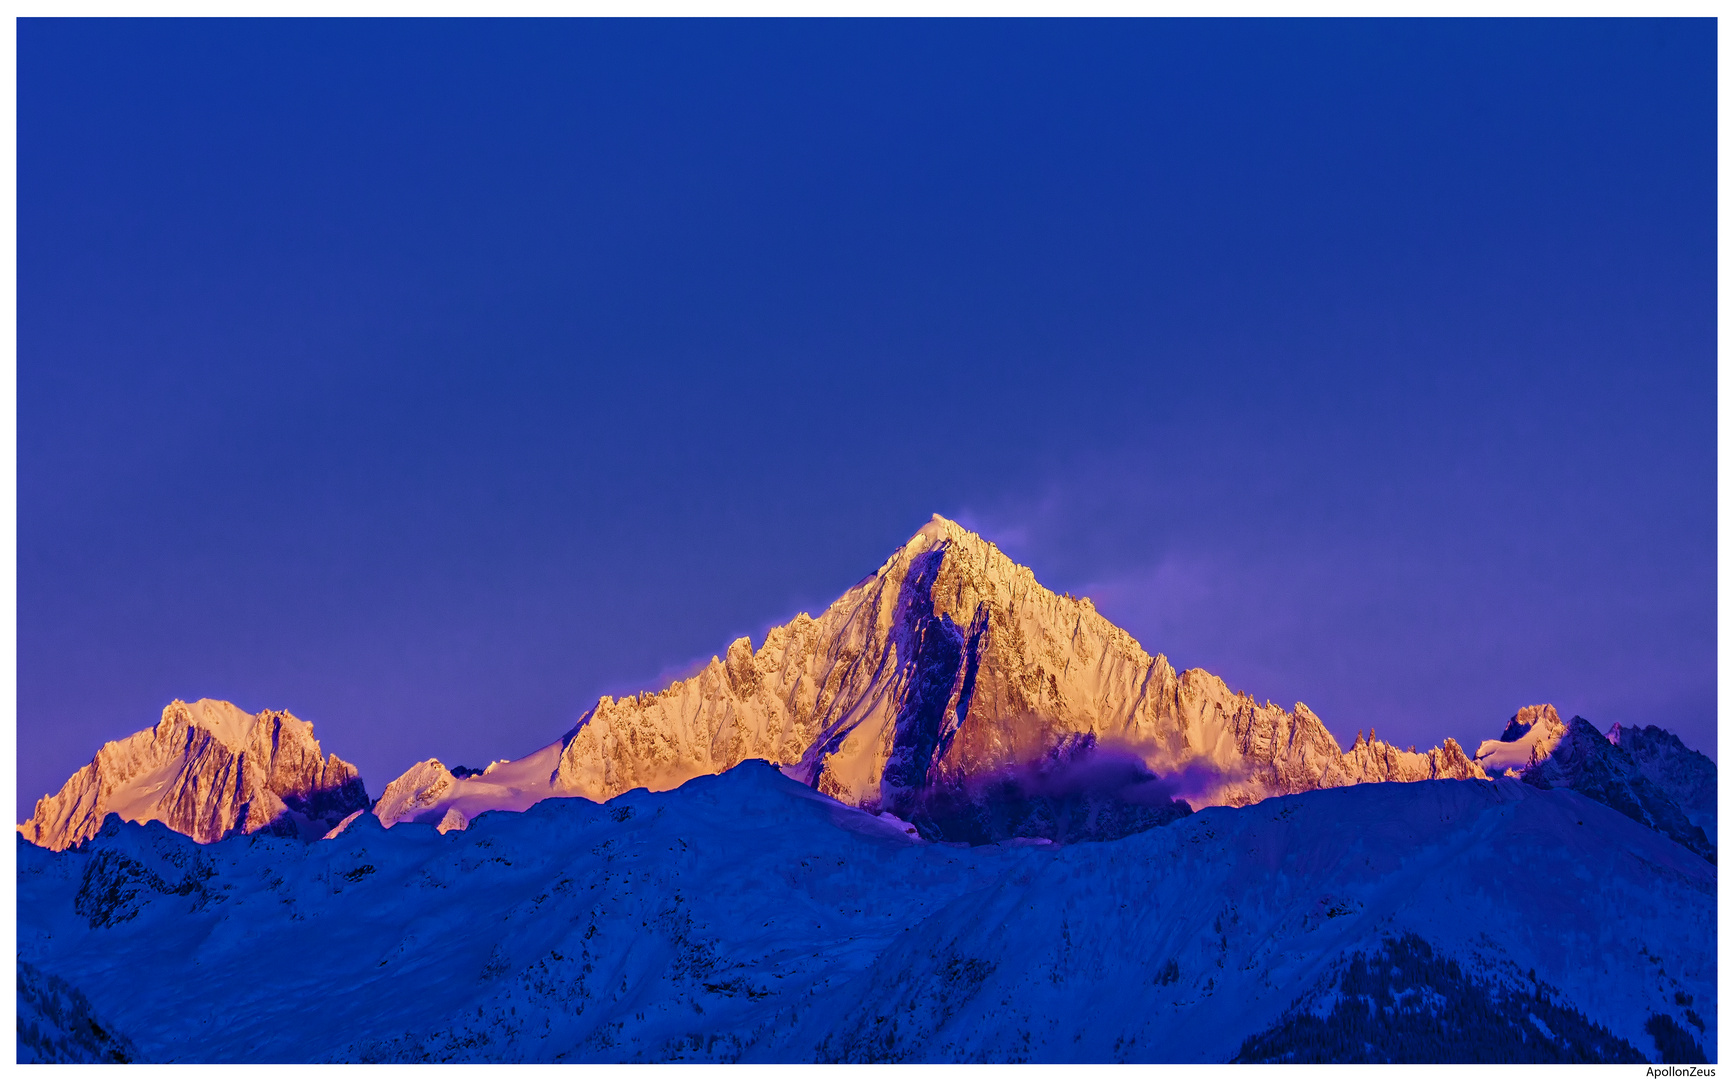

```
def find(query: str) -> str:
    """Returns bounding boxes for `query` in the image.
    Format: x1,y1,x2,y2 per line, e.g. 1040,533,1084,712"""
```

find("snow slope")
19,700,369,851
16,762,1713,1063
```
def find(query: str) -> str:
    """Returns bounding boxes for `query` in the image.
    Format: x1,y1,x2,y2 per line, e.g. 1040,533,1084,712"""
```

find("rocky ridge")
1609,722,1718,840
378,515,1485,831
21,518,1713,858
1476,704,1714,862
19,699,369,852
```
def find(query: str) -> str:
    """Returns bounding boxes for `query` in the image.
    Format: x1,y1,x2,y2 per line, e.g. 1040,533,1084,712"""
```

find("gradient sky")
19,19,1715,818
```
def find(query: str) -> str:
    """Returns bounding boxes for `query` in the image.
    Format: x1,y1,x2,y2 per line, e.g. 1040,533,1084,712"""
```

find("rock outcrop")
19,699,369,851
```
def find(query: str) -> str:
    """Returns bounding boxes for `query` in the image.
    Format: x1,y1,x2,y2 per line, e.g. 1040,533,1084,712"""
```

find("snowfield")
17,763,1714,1063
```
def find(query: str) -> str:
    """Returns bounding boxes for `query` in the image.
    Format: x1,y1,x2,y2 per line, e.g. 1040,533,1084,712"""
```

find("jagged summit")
19,699,369,852
374,514,1486,835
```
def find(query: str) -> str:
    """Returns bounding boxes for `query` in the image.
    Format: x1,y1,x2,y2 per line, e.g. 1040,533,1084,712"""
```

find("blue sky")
19,19,1715,815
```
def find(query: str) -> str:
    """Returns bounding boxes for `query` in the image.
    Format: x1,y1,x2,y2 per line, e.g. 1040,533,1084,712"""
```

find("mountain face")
1609,723,1718,842
19,700,369,852
377,516,1484,834
16,764,1714,1063
1520,717,1715,863
1475,705,1714,862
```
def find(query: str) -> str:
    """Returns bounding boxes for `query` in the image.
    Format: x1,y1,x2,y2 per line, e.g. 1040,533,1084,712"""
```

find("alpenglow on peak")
372,514,1485,832
21,700,370,852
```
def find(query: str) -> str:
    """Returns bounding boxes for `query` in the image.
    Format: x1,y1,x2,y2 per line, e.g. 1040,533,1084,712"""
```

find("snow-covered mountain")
19,699,369,852
16,763,1713,1063
1475,704,1714,862
375,515,1485,832
19,518,1716,861
13,515,1718,1063
369,744,567,837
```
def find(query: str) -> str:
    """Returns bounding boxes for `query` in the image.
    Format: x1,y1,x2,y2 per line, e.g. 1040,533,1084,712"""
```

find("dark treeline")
1233,934,1655,1064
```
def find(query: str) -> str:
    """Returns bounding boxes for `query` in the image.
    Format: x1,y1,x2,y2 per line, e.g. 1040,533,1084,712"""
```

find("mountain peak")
1496,703,1565,744
20,699,369,851
167,698,264,752
371,517,1484,838
901,514,1019,575
914,512,954,541
1477,704,1568,776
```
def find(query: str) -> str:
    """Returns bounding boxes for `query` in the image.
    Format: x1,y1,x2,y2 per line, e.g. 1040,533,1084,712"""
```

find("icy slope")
19,699,369,851
379,515,1484,829
17,763,1713,1063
